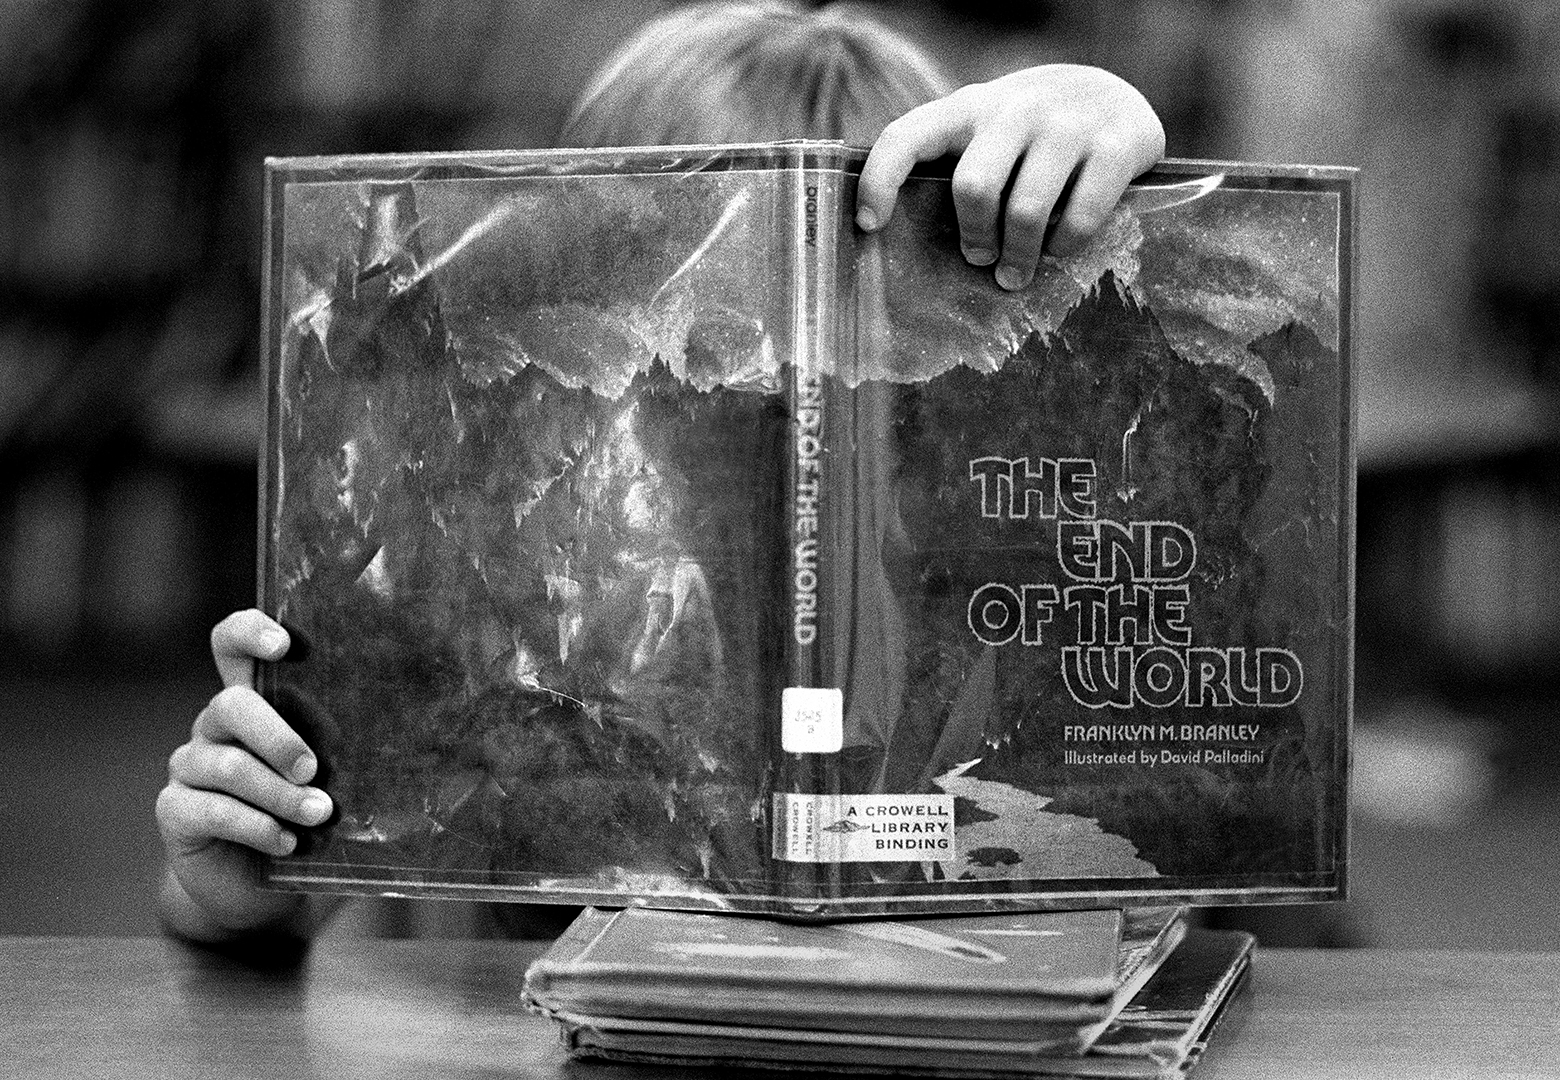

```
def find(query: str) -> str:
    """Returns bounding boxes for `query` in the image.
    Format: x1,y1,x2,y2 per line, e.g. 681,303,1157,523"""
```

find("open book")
260,143,1353,917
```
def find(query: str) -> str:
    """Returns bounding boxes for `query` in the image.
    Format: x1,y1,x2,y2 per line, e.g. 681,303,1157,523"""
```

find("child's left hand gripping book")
259,143,1353,918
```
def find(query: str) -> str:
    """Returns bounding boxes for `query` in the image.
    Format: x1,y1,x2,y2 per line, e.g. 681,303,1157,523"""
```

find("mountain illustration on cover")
263,147,1350,912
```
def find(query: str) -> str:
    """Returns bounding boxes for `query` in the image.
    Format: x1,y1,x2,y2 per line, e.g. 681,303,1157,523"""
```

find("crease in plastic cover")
260,142,1354,918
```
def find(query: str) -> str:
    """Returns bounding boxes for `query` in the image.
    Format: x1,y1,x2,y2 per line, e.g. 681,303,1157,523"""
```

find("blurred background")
2,0,1557,947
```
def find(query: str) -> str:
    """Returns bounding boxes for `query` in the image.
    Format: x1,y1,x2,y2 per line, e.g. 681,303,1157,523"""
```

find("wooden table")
4,936,1557,1079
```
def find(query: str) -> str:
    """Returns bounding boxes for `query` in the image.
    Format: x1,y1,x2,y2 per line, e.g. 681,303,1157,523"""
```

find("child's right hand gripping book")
259,143,1354,918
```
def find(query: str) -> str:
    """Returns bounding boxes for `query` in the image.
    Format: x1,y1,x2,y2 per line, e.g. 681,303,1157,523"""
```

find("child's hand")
857,64,1165,289
155,610,333,943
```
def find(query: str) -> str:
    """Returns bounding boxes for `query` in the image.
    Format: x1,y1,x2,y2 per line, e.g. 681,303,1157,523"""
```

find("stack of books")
524,906,1253,1078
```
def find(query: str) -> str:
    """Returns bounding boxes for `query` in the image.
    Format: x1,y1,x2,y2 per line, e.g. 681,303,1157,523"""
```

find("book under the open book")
260,142,1353,919
523,905,1252,1079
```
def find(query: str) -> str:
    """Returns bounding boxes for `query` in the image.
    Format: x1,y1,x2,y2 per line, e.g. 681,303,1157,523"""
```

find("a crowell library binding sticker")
781,687,844,753
776,793,955,862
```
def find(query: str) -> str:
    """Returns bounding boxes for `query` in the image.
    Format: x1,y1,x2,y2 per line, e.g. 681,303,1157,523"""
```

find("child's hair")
560,1,952,148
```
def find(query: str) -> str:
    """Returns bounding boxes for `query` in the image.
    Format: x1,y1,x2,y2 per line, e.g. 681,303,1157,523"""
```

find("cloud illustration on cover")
289,170,1149,396
849,188,1143,384
1132,181,1343,401
411,171,791,397
283,167,1340,404
842,174,1341,398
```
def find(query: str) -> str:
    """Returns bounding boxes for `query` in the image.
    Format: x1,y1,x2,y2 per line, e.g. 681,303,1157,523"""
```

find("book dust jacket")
260,143,1353,917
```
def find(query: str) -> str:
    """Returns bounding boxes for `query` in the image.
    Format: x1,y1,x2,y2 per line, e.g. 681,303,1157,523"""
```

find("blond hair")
561,1,952,148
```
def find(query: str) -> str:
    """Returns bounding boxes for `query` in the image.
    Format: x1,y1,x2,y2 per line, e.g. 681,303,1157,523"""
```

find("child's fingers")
855,99,963,233
193,685,318,785
1045,153,1137,259
989,140,1080,291
156,783,299,858
210,609,290,689
947,124,1031,267
168,739,332,828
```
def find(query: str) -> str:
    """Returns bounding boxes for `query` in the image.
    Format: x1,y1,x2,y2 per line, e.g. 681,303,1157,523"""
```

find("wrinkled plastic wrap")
261,144,1354,917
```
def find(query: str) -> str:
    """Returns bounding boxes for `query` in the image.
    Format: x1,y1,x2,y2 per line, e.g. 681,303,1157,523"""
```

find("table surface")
5,936,1558,1080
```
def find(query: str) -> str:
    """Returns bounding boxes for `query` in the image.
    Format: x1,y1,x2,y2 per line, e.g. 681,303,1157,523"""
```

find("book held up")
259,142,1354,918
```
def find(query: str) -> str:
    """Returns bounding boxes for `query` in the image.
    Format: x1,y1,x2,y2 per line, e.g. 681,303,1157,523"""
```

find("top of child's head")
560,1,953,149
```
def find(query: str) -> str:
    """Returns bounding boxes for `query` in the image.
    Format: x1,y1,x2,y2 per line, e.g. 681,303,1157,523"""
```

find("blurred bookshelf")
1226,0,1560,712
0,0,648,674
5,0,1548,690
0,0,1554,686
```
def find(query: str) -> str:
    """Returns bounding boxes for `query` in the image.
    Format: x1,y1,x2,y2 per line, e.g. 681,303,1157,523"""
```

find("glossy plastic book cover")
260,142,1353,916
523,905,1184,1044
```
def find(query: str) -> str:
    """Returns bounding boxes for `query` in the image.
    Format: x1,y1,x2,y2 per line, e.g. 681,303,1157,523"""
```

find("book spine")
521,907,620,1008
788,150,835,700
257,160,284,709
773,146,844,912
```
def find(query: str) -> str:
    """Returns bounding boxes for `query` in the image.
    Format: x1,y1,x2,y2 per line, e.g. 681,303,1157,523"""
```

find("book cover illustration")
545,926,1253,1079
261,143,1352,915
524,905,1183,1044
